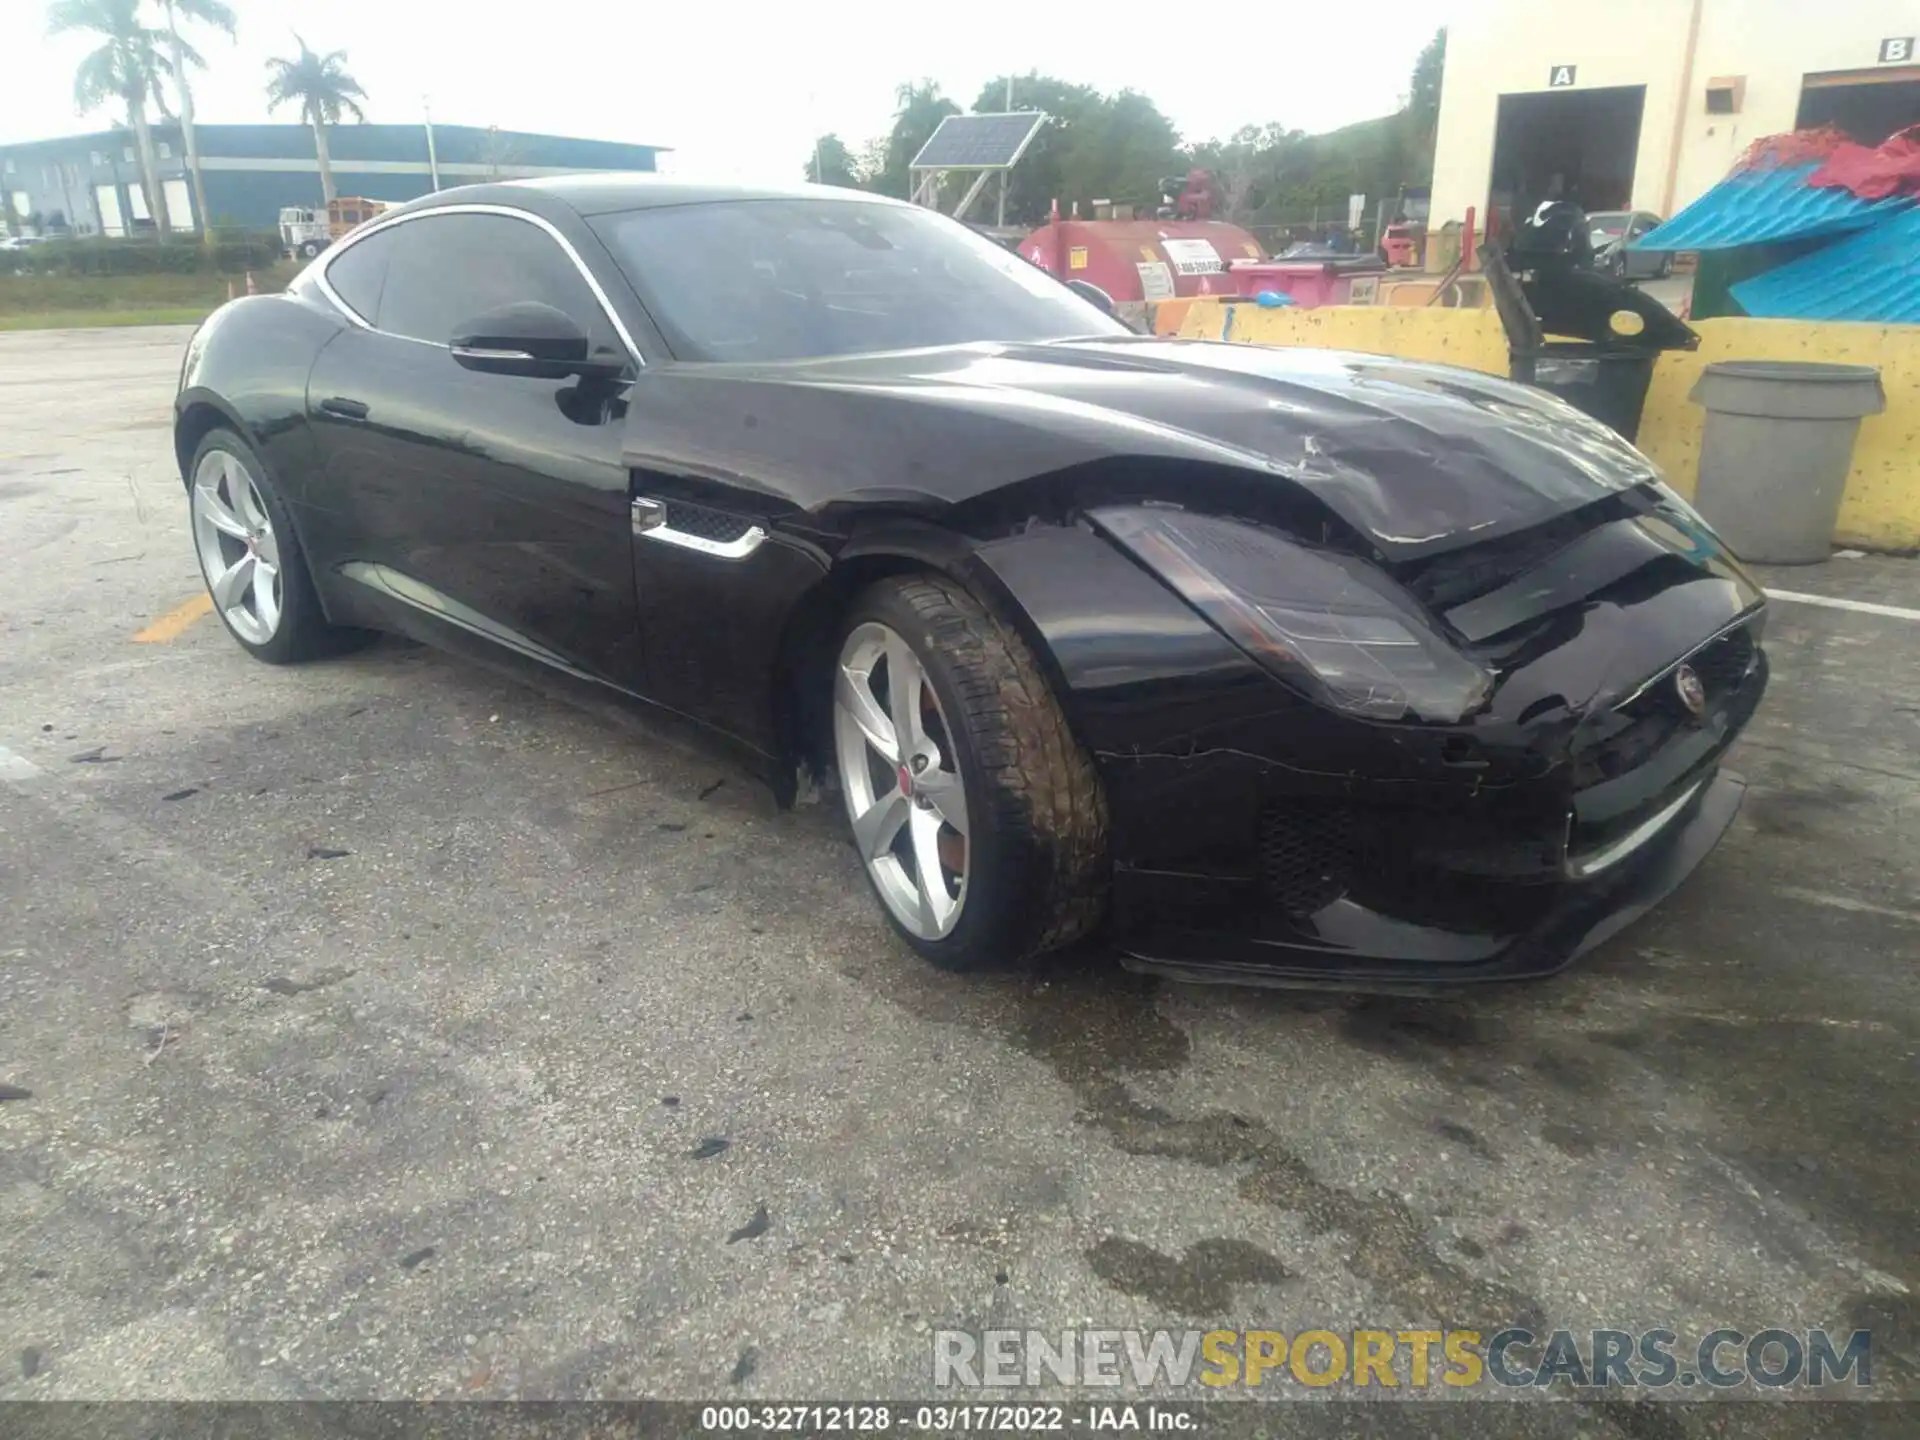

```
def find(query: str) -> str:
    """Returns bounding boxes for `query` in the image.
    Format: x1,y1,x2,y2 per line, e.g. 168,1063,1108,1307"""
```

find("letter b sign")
1881,37,1914,63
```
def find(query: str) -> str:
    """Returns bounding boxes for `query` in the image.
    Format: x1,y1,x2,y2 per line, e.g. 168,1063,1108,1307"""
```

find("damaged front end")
971,480,1767,992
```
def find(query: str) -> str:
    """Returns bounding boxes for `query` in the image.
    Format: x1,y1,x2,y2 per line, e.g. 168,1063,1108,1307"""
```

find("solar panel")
910,112,1047,171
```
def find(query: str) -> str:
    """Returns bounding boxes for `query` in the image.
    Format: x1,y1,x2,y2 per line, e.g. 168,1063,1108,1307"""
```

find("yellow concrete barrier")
1175,300,1510,375
1638,319,1920,553
1172,302,1920,552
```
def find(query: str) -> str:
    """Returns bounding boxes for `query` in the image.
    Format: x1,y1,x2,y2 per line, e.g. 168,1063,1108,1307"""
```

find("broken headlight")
1091,506,1493,723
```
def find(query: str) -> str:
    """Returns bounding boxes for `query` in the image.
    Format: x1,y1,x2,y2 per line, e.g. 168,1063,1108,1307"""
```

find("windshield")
589,198,1126,362
1588,213,1630,239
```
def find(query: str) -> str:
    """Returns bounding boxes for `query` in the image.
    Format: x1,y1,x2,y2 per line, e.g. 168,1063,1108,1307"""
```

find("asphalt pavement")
0,326,1914,1436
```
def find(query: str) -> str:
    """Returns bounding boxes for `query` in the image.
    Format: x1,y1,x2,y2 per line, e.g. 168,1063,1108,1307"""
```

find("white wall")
1674,0,1920,204
1430,0,1919,234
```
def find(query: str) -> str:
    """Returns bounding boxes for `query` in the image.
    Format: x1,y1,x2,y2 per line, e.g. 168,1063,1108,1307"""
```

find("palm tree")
264,37,366,205
882,80,958,201
158,0,235,243
48,0,174,239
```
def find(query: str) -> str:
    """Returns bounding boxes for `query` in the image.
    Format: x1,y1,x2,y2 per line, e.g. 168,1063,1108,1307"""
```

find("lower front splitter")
1117,771,1747,995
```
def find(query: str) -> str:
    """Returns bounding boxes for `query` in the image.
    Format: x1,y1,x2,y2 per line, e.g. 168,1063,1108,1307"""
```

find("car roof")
400,173,912,220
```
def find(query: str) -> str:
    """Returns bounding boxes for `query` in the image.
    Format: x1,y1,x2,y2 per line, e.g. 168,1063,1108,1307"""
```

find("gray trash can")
1688,361,1886,564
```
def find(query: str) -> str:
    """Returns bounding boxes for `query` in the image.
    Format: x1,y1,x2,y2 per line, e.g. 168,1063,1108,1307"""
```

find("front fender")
964,523,1277,757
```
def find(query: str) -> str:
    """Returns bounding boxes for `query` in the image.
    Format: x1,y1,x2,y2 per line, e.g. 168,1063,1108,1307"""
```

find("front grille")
661,499,756,544
1622,624,1756,723
1350,862,1557,933
1566,621,1762,865
1573,622,1760,791
1259,802,1355,914
1257,801,1570,919
1570,709,1673,789
1688,625,1756,699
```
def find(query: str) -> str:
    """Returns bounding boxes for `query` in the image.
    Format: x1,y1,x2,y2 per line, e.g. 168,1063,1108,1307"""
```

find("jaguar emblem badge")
1673,663,1707,719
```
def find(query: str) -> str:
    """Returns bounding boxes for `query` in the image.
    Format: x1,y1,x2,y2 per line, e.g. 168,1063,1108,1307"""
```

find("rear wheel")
831,574,1108,970
189,429,363,664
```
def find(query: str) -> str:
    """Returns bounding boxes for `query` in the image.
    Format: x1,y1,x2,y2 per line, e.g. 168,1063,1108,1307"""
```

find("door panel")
302,210,642,686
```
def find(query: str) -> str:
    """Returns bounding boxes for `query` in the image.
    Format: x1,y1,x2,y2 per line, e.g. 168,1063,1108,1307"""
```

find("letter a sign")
1550,65,1578,87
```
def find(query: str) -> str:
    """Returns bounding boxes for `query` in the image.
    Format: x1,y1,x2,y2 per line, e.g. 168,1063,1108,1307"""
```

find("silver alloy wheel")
191,448,283,646
833,621,970,940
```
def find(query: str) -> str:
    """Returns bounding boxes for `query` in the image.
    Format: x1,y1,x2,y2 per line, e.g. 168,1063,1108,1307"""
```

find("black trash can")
1483,242,1698,443
1525,345,1661,439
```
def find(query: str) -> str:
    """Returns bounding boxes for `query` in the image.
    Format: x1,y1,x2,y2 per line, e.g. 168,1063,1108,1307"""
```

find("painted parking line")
1768,589,1920,623
132,592,212,643
1777,885,1920,926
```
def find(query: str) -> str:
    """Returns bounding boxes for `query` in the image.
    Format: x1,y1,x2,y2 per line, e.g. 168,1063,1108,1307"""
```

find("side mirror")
451,301,626,381
1066,278,1116,315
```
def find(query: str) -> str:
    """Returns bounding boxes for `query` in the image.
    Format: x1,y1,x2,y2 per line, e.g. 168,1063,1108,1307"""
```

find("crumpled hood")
624,336,1663,558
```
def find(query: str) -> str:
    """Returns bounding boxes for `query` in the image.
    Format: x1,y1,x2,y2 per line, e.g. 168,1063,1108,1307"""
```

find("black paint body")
175,177,1767,988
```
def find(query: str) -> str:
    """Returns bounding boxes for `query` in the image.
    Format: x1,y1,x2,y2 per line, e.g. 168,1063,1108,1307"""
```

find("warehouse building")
1429,0,1918,236
2,122,666,235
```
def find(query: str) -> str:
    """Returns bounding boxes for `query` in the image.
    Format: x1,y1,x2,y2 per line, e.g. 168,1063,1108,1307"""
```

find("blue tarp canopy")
1730,206,1920,324
1631,164,1913,251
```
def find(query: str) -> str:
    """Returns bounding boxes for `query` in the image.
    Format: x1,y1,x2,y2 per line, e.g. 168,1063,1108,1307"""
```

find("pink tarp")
1809,125,1920,201
1737,124,1920,200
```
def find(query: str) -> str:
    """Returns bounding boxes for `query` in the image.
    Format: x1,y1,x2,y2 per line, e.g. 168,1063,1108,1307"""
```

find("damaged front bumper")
1115,769,1746,994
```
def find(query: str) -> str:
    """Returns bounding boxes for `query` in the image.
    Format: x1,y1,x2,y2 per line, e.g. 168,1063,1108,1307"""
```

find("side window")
376,213,621,357
322,226,397,321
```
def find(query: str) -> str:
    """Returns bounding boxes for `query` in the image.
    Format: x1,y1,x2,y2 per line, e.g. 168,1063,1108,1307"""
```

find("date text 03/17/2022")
698,1403,1198,1432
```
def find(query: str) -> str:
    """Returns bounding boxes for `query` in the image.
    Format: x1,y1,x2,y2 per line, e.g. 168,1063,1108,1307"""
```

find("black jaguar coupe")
173,176,1767,988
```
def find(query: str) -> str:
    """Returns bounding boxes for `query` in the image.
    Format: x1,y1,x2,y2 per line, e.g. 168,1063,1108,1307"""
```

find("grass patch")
0,266,298,329
0,307,218,330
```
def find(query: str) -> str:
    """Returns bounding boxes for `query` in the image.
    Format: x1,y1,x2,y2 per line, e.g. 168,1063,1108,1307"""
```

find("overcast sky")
4,0,1460,179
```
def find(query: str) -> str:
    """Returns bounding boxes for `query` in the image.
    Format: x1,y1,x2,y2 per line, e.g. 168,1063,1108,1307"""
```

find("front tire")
831,574,1108,970
299,240,322,259
188,429,361,664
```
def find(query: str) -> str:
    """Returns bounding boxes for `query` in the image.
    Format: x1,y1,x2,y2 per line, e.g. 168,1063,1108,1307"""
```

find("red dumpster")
1016,218,1267,303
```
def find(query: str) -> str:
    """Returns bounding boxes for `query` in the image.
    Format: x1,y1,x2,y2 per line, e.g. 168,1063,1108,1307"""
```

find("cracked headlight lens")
1092,505,1494,723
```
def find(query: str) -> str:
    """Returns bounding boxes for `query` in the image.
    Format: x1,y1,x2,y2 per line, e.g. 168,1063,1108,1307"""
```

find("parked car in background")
0,235,49,270
1590,211,1674,280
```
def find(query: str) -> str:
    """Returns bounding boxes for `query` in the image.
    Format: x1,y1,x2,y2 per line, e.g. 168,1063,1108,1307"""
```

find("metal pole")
997,74,1014,226
1661,0,1705,213
815,136,825,185
423,98,442,191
